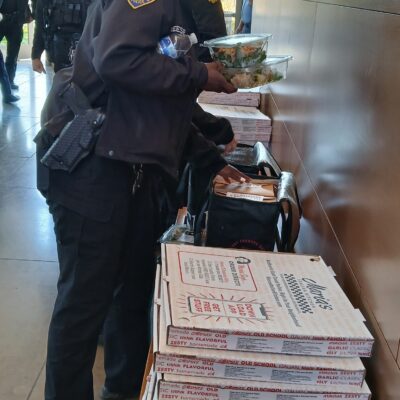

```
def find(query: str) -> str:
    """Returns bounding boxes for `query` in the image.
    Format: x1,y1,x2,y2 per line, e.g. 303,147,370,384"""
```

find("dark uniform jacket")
31,0,91,60
0,0,32,24
40,0,226,199
181,0,233,145
181,0,227,62
32,0,51,59
181,0,227,44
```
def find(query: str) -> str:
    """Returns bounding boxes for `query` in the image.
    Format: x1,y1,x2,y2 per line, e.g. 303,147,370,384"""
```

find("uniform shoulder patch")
127,0,158,10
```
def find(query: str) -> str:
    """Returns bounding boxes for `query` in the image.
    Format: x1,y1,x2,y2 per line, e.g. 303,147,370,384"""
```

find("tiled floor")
0,61,105,400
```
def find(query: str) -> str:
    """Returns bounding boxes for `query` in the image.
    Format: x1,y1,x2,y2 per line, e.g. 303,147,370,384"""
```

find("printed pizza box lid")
161,244,374,344
159,373,372,396
153,294,365,375
197,91,261,107
198,103,271,124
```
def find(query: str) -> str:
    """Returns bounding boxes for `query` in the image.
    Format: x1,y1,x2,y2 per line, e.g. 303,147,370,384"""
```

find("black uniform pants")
52,33,74,72
0,15,23,83
45,164,165,400
0,50,12,97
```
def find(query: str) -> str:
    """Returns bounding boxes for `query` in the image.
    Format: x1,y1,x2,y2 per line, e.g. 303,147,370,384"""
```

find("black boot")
3,94,20,103
0,51,19,103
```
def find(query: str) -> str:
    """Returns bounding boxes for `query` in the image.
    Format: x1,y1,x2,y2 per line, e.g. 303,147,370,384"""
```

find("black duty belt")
1,11,18,16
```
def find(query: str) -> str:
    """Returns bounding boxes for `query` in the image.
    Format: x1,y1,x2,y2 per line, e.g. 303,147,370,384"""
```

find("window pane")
222,0,237,34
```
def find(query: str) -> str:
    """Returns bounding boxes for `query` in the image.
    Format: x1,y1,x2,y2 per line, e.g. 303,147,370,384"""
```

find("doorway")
222,0,240,34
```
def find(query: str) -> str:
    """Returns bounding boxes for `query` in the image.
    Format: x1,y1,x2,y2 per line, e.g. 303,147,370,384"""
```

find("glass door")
18,21,34,59
222,0,238,34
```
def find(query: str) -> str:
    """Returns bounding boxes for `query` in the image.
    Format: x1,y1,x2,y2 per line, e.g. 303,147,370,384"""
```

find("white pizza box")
233,130,272,147
141,373,152,400
199,103,271,131
153,294,366,387
225,127,272,147
161,244,374,357
198,91,261,107
143,371,157,400
198,103,272,145
155,373,372,400
198,104,271,128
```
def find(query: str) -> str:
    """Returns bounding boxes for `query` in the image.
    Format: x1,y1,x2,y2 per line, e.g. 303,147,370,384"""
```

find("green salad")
213,46,267,68
223,67,283,89
204,34,272,68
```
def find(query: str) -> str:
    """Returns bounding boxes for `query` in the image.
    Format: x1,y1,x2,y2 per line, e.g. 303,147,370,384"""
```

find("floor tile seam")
0,117,40,135
0,155,33,159
0,113,42,119
0,184,37,190
26,359,46,400
0,185,37,190
0,158,32,177
0,257,57,263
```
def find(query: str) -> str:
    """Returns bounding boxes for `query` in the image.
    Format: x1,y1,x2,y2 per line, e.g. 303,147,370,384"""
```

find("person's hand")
223,137,238,155
217,165,250,183
32,58,46,74
204,62,236,94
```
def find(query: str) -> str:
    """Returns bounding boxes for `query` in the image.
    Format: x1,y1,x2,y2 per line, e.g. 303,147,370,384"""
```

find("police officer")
0,48,20,102
31,0,92,73
181,0,227,62
35,0,247,399
0,12,19,102
0,0,32,89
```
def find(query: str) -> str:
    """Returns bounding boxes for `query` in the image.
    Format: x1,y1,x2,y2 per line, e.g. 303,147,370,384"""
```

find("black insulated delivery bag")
185,142,281,229
194,171,301,252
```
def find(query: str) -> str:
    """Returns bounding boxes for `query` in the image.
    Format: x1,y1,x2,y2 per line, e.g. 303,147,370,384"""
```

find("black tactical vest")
45,0,91,32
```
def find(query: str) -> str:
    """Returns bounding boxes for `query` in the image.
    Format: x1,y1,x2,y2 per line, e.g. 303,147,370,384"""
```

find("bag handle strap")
277,172,301,252
193,196,210,246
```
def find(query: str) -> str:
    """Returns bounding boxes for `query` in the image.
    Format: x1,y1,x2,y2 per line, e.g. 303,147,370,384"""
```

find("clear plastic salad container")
222,55,293,89
203,34,272,68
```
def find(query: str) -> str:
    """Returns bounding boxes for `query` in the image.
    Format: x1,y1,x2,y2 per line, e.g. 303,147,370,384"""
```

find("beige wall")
252,0,400,398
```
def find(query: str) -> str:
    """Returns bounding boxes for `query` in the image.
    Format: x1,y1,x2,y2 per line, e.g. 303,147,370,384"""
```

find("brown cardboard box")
161,244,374,357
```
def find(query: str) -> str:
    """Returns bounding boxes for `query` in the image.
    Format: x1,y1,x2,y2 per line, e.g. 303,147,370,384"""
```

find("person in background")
181,0,227,62
0,0,33,89
31,0,92,73
236,0,253,34
0,49,20,103
0,12,19,103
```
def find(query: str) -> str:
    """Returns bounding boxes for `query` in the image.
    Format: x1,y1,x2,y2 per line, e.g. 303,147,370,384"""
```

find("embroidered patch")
127,0,157,10
170,26,186,35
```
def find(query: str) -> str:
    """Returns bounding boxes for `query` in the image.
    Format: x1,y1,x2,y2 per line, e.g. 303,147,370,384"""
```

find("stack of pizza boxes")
197,91,272,147
143,244,374,400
